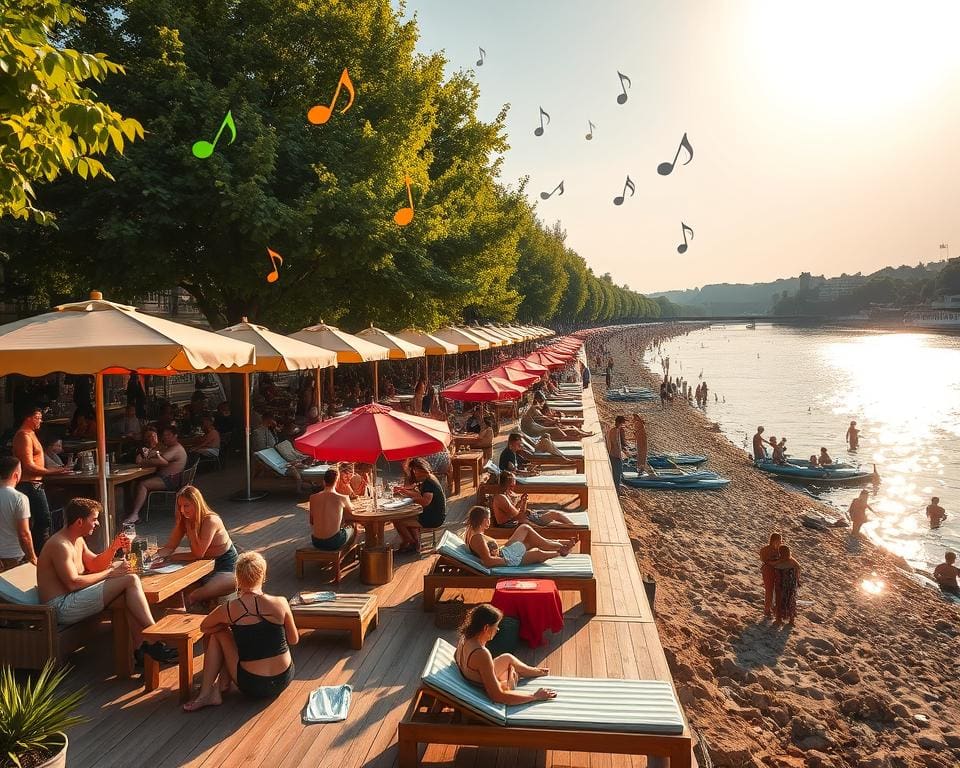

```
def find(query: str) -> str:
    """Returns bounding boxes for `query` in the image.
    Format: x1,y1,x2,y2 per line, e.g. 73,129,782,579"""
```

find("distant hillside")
651,261,950,316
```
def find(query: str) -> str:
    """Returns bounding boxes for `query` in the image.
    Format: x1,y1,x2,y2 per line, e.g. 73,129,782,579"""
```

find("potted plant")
0,662,86,768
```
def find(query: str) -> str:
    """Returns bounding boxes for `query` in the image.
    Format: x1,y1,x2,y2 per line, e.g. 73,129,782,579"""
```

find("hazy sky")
399,0,960,294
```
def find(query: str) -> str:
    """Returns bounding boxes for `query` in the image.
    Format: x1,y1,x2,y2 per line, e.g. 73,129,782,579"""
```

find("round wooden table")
347,499,420,548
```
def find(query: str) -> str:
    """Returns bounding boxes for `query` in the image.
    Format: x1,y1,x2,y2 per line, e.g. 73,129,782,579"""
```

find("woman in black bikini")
154,485,237,605
184,552,298,711
456,604,556,703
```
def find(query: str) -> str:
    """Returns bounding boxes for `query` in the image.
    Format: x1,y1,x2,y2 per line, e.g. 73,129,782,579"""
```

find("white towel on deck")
303,684,352,724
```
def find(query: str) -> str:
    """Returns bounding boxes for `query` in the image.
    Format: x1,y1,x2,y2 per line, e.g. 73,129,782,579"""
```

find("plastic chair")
143,459,199,522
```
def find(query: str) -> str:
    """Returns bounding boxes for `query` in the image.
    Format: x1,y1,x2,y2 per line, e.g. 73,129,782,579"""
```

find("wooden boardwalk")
60,385,688,767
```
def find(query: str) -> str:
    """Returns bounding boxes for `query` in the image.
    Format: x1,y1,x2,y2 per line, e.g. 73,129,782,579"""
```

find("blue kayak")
624,472,730,490
756,461,878,483
623,469,721,483
642,453,708,468
785,457,854,470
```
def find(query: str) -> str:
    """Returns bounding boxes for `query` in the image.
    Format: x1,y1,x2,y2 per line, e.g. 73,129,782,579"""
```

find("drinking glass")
122,523,136,549
143,535,158,567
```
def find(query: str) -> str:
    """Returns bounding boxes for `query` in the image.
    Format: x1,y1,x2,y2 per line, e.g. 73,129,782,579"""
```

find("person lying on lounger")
465,506,572,567
520,404,592,441
456,603,556,703
491,472,577,528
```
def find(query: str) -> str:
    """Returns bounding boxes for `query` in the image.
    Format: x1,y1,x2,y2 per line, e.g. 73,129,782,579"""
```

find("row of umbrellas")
0,291,560,543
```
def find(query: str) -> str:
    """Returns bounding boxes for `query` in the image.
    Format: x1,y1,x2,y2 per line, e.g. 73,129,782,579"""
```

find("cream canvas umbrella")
460,326,503,348
291,322,390,408
215,320,338,501
356,325,425,401
395,329,457,385
434,326,491,378
0,291,256,545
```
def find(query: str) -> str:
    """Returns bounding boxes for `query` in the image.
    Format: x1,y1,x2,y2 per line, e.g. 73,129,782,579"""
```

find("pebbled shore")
588,325,959,768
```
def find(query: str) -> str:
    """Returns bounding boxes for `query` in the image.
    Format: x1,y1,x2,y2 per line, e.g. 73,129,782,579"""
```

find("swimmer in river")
848,490,875,536
808,455,819,468
933,551,959,596
846,420,860,451
926,497,947,529
818,447,833,466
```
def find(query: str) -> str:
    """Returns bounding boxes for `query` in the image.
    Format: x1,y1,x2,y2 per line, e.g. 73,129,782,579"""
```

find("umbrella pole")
315,368,322,421
373,361,379,403
95,373,109,551
231,371,267,502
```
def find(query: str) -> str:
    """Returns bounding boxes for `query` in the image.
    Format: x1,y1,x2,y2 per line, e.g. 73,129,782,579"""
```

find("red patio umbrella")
294,403,450,463
504,358,549,375
484,364,541,387
526,350,568,369
441,374,527,401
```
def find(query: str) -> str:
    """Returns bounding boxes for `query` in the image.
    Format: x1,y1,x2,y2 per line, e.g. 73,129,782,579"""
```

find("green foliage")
0,0,143,224
0,662,86,767
936,259,960,296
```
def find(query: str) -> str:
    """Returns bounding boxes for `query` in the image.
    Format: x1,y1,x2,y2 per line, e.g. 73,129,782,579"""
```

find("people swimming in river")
933,551,959,596
752,426,767,461
818,447,833,466
926,497,947,529
848,490,875,535
846,420,860,451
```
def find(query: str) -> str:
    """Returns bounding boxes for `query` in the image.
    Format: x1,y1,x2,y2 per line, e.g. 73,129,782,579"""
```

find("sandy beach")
588,325,959,768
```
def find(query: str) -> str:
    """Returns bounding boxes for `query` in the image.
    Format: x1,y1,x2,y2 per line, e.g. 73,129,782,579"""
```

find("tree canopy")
1,0,662,332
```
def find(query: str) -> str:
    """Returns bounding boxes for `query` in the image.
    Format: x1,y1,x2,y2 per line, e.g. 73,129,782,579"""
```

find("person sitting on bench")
308,467,355,552
491,472,577,528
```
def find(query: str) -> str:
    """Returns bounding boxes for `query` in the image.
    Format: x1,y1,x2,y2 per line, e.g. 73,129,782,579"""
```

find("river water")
643,323,960,572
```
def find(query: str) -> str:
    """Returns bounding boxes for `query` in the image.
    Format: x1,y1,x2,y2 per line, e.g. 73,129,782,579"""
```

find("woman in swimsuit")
465,505,572,567
491,472,576,529
456,604,556,703
155,485,237,605
184,552,298,711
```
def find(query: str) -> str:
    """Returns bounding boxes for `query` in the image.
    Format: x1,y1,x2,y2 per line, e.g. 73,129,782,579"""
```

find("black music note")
677,222,694,254
533,106,551,137
585,120,596,141
613,175,635,206
476,47,486,66
540,181,564,200
616,71,632,105
657,132,694,176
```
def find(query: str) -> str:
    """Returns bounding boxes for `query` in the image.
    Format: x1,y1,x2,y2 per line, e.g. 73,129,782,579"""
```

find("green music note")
192,111,237,159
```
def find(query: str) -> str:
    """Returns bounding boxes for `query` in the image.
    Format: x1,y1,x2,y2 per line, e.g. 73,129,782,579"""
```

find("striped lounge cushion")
422,638,507,725
437,531,594,578
515,474,587,487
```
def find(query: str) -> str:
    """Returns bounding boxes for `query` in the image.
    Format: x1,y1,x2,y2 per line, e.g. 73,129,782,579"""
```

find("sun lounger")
398,638,691,767
519,437,584,470
488,511,591,553
478,472,588,508
423,531,596,614
254,448,329,491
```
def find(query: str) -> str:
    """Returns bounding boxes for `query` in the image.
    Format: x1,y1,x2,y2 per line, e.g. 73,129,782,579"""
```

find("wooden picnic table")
347,497,420,548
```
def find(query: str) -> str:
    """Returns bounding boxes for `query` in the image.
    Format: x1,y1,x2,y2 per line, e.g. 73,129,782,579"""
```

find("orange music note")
266,248,283,283
307,69,355,125
394,176,414,226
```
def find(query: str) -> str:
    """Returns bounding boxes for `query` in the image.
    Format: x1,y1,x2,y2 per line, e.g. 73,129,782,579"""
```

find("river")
643,323,960,572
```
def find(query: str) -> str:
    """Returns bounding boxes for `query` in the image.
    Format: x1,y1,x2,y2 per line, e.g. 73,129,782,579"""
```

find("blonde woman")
183,552,298,711
464,505,572,567
155,485,237,604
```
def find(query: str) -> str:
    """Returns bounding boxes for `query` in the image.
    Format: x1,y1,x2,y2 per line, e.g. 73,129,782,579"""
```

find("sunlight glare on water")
646,325,960,572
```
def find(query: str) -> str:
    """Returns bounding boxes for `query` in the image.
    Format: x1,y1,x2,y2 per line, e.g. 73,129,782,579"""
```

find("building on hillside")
932,294,960,309
816,274,866,301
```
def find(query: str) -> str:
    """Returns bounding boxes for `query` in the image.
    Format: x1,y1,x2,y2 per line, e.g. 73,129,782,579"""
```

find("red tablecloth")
491,579,563,647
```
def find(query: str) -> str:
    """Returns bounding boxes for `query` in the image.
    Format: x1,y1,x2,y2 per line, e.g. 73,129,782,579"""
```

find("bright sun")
749,1,960,117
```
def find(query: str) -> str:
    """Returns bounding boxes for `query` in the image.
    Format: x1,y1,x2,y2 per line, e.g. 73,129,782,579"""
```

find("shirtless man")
926,497,947,529
752,426,767,462
521,403,592,440
606,415,627,491
38,497,177,664
125,425,188,524
933,551,959,596
13,407,70,552
848,490,875,535
770,436,787,465
632,414,648,473
818,447,833,466
845,420,860,451
308,467,355,551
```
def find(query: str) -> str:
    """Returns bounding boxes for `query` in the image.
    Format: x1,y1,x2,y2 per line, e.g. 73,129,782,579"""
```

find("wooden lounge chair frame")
422,554,597,615
398,684,692,767
476,479,588,508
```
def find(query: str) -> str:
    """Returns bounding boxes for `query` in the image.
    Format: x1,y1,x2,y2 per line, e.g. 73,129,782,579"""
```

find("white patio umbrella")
356,325,426,400
395,328,457,385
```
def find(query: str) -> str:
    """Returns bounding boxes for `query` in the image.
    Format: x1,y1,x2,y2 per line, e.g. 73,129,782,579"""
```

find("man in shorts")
125,425,188,524
308,468,356,551
933,551,959,596
38,498,177,664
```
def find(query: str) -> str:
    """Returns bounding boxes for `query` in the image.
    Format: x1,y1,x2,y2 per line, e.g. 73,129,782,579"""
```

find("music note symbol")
677,222,694,254
657,132,694,176
307,68,355,125
191,111,237,159
393,175,414,226
533,106,551,137
613,175,636,206
616,71,632,105
476,47,486,66
540,181,564,200
585,121,595,141
266,248,283,283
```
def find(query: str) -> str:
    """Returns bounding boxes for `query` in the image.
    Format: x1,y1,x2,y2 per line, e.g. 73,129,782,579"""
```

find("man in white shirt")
0,456,36,570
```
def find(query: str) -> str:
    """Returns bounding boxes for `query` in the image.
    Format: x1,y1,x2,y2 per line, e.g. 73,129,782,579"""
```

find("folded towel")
303,684,352,724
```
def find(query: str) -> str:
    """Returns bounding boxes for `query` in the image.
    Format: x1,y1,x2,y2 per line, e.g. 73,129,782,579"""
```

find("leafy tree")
936,259,960,296
0,0,142,224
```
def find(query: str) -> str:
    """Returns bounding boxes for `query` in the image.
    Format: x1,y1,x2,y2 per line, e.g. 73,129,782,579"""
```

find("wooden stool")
142,612,205,702
451,451,482,495
295,541,358,583
291,594,378,649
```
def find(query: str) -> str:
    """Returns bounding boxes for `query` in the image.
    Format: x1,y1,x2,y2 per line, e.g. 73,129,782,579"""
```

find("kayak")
624,472,730,490
756,460,878,483
785,457,854,470
623,469,721,483
645,453,708,468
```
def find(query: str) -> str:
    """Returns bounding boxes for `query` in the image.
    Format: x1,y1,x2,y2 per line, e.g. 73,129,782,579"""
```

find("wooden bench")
295,539,360,583
142,612,205,702
291,593,378,649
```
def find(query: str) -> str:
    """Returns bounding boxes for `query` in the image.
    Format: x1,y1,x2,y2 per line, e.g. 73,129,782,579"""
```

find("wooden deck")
58,385,689,767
